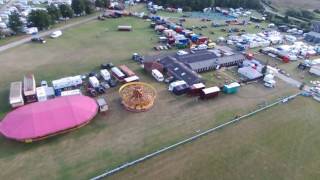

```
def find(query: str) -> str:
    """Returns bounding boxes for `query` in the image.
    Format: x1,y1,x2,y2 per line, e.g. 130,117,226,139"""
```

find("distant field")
270,0,320,10
110,97,320,180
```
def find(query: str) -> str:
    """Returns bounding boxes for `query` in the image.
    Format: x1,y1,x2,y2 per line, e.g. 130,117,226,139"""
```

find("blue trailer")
191,34,199,42
179,38,189,45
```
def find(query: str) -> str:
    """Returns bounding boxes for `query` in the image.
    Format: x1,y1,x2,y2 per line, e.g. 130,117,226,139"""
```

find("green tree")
47,4,61,23
301,10,314,19
283,15,290,23
95,0,110,8
59,4,74,18
28,10,52,30
72,0,85,15
84,0,95,14
8,11,23,33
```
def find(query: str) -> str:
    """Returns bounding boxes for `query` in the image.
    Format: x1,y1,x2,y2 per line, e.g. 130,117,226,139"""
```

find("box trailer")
111,67,126,80
61,89,82,96
152,69,164,82
200,86,220,100
188,83,205,96
118,25,132,31
9,81,24,108
124,75,140,83
119,65,135,77
100,69,111,81
23,74,37,103
52,75,82,90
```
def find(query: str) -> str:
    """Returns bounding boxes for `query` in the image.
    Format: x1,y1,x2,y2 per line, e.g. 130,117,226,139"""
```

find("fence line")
90,93,300,180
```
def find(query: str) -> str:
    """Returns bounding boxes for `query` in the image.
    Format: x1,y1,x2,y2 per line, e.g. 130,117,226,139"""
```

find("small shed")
118,25,132,31
223,82,240,94
97,98,108,112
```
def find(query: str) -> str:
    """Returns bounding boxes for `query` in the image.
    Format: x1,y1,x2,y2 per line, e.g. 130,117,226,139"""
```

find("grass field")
0,12,303,180
110,96,320,180
0,13,99,46
270,0,320,10
0,16,158,117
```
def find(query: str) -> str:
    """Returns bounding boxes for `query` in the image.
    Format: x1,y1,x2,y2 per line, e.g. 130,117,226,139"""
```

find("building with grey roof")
305,21,320,44
311,21,320,33
160,56,203,85
305,31,320,44
174,50,245,73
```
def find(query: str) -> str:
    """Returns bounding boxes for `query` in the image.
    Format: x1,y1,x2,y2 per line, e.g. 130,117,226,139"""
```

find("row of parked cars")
154,44,172,51
83,63,119,97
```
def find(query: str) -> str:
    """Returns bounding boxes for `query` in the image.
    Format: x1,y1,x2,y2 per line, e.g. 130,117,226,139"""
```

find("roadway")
0,15,97,53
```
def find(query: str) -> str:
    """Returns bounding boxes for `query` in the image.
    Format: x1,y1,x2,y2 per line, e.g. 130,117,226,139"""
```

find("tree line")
153,0,262,11
214,0,262,10
285,9,316,20
8,0,110,34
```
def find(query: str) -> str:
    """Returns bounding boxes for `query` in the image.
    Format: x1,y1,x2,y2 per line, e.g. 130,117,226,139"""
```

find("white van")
89,76,100,88
50,30,62,38
152,69,164,82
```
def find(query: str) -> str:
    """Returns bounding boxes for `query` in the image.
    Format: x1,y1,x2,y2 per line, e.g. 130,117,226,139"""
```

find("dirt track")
0,15,97,53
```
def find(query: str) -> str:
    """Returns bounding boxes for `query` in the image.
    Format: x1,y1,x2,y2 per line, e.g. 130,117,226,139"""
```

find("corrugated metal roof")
202,87,220,94
10,81,22,101
23,74,36,96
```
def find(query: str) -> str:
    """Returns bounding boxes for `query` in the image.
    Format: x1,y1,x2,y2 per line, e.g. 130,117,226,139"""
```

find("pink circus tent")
0,95,98,142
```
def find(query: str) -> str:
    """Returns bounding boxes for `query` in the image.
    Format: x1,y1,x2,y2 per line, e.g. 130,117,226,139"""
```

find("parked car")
88,71,99,78
50,30,62,38
132,53,144,62
31,37,46,43
101,63,114,69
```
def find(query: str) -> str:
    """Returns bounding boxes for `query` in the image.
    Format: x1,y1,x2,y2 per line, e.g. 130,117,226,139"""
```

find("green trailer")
223,82,240,94
176,43,188,49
